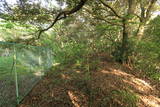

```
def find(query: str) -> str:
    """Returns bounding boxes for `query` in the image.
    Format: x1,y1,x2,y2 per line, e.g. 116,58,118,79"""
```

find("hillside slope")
19,55,160,107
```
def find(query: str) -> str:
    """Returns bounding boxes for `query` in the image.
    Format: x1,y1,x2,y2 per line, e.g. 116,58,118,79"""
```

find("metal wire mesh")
0,42,53,107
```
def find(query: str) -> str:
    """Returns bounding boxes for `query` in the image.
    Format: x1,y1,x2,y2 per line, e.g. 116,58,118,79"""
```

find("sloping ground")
19,56,160,107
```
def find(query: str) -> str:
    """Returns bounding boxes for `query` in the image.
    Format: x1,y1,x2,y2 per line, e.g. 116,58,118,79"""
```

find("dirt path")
19,59,160,107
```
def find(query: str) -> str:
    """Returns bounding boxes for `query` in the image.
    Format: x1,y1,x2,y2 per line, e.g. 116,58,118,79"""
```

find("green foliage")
4,22,14,29
145,15,160,42
111,41,123,62
91,89,139,107
133,41,160,80
112,38,136,63
0,0,159,106
105,90,138,107
0,56,13,79
129,16,160,81
0,20,37,41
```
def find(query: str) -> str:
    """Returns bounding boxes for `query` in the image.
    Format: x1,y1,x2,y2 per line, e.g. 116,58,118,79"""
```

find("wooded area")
0,0,160,107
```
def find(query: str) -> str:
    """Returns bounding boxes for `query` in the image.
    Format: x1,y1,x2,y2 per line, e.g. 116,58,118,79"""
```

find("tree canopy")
0,0,160,62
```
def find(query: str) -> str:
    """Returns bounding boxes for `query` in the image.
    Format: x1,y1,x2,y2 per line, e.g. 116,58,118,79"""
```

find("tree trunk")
120,19,129,63
136,23,145,40
127,0,136,37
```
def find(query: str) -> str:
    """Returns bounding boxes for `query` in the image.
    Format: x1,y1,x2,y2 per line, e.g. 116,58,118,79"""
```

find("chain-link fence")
0,41,53,107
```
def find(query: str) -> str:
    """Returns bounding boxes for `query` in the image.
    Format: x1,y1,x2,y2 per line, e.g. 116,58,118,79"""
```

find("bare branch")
37,0,87,39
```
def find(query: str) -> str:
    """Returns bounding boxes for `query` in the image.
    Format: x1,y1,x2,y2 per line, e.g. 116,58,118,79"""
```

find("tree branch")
145,0,157,19
94,16,123,26
140,1,145,20
37,0,87,39
98,0,122,19
133,13,142,22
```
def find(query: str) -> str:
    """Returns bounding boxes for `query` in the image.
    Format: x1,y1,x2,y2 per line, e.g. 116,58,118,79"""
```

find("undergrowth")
105,90,139,107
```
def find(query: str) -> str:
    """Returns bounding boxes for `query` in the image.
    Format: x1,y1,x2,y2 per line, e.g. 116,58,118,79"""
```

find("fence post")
13,45,19,105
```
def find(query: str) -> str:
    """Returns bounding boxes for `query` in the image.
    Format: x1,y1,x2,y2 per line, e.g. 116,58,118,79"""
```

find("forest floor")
19,54,160,107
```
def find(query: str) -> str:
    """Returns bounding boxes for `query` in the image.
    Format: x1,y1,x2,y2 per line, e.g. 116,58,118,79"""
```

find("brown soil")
18,55,160,107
